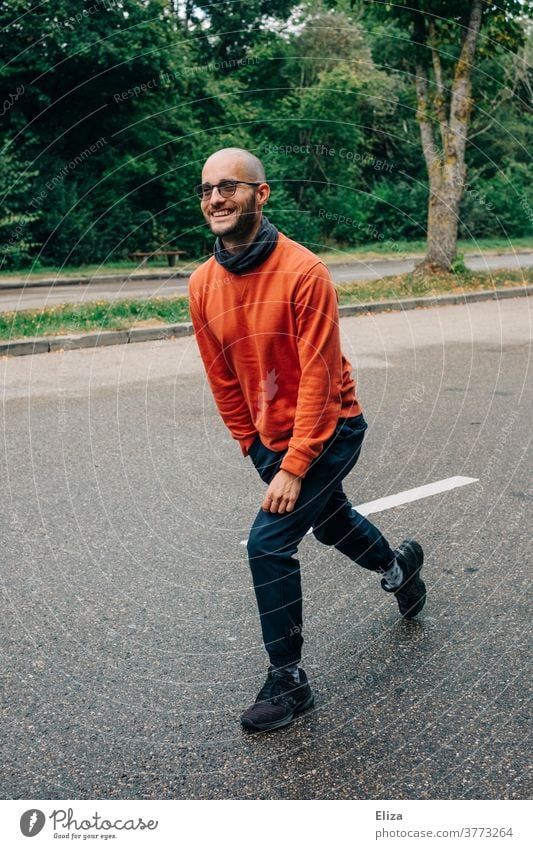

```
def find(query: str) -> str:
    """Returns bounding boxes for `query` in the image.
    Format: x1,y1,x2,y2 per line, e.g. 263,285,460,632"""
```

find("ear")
256,182,270,208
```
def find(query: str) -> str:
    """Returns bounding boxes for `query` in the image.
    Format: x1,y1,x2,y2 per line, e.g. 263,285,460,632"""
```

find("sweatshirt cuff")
239,433,258,456
280,448,315,479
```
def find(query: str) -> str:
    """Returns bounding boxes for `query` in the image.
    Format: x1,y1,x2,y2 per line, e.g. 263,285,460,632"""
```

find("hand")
262,469,302,514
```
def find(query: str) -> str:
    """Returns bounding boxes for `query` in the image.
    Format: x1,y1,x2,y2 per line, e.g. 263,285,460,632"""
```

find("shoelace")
257,670,296,705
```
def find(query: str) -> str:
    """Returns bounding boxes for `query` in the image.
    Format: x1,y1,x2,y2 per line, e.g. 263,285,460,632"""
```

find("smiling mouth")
210,209,235,219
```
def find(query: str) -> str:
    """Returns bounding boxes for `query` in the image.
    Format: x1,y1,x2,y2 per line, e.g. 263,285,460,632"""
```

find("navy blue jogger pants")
246,415,395,668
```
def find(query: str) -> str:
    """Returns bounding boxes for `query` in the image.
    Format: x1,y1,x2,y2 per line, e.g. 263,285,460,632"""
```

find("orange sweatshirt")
188,232,361,478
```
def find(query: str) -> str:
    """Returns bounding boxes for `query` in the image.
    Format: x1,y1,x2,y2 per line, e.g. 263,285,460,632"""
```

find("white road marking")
354,475,479,516
239,475,478,544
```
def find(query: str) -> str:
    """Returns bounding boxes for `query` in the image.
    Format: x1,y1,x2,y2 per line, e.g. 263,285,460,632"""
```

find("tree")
414,0,485,270
350,0,530,271
0,0,200,266
250,4,402,248
192,0,297,60
1,0,529,267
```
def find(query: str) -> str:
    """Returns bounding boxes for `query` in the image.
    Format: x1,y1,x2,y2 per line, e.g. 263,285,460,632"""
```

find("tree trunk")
424,146,466,270
423,178,461,271
414,0,483,273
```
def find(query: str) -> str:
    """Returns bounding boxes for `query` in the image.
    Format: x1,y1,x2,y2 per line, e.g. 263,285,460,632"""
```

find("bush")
459,163,533,240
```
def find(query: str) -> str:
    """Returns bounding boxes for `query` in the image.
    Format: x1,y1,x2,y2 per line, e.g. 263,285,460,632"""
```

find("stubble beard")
206,194,261,247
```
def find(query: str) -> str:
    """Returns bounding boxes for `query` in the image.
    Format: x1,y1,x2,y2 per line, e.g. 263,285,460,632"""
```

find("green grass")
1,236,531,279
1,268,531,341
0,296,190,340
336,267,533,305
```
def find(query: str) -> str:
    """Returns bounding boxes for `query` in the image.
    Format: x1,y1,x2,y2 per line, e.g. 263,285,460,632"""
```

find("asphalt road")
1,252,532,311
1,298,531,800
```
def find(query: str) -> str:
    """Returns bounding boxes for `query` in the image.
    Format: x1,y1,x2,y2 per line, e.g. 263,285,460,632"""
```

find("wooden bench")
129,250,186,268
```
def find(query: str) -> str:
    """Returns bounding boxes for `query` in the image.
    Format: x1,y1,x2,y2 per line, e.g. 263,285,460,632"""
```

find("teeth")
212,210,233,217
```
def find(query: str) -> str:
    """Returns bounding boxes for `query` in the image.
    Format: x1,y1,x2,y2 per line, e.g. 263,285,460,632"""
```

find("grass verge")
0,268,531,341
0,297,191,340
336,267,533,306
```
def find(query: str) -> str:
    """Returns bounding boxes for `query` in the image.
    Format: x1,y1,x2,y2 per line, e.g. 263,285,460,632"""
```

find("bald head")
199,147,270,251
202,147,266,183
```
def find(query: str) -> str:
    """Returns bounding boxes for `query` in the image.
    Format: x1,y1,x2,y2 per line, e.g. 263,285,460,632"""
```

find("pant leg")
247,434,331,667
312,483,395,572
246,506,309,668
247,414,389,667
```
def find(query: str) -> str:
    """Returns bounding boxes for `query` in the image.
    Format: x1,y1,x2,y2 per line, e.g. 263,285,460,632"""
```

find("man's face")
200,154,266,243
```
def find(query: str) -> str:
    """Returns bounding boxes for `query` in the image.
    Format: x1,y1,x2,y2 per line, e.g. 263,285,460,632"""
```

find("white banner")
1,799,531,848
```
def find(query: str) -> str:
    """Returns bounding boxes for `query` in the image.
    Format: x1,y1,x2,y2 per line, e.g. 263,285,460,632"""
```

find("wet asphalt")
1,298,531,800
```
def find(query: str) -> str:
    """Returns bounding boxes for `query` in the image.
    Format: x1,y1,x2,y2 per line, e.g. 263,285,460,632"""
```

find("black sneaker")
382,539,426,618
241,666,314,732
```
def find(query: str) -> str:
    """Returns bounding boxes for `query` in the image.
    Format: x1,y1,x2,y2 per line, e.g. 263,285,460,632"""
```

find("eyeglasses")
194,179,261,200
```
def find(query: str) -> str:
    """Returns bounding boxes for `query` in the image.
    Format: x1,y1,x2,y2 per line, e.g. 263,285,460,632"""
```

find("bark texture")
415,0,483,272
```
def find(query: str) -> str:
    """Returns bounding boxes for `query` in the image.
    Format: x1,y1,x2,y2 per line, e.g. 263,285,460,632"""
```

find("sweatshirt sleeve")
280,263,343,477
189,292,257,455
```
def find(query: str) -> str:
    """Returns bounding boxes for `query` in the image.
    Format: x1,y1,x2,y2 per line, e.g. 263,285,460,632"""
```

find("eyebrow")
201,177,240,183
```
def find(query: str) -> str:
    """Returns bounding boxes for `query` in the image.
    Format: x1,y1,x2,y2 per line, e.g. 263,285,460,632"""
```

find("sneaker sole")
241,692,315,732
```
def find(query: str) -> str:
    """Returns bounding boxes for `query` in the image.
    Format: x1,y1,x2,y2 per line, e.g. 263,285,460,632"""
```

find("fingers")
262,492,297,513
262,473,302,513
285,495,297,513
262,492,273,511
262,493,274,512
262,494,283,513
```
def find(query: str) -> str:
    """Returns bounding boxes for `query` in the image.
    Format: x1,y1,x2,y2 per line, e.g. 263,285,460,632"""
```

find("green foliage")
459,162,533,239
192,0,296,59
0,139,41,269
0,0,530,271
450,252,467,274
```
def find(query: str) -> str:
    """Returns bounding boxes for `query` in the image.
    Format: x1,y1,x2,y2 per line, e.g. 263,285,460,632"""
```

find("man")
189,147,426,732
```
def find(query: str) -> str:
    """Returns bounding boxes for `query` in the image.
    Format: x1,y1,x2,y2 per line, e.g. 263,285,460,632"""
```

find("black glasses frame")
194,179,261,200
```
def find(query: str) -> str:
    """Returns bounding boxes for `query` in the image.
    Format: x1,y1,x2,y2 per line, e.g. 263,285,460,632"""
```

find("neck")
221,215,263,255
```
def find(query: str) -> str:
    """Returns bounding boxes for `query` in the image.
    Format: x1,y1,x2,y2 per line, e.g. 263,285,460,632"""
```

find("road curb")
1,285,531,358
337,284,533,317
0,323,194,358
0,270,191,290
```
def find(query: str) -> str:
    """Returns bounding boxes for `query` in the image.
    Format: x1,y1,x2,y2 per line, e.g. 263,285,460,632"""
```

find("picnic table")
129,250,186,268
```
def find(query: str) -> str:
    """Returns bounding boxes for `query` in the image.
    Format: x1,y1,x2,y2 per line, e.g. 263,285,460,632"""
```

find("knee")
247,525,297,569
247,531,262,564
247,526,275,565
